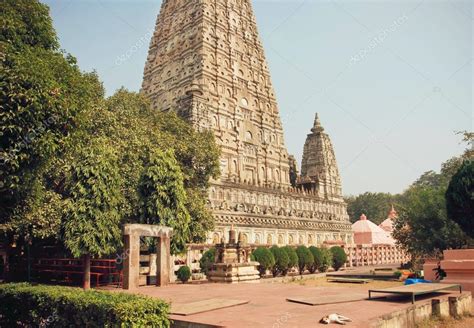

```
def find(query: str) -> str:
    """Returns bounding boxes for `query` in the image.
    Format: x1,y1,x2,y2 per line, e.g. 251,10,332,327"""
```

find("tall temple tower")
142,0,353,246
299,114,343,201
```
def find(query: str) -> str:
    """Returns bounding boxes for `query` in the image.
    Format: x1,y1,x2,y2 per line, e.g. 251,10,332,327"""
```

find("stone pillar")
156,236,171,287
123,234,140,290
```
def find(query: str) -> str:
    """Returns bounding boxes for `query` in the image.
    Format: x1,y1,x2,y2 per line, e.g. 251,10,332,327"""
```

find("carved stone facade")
142,0,353,246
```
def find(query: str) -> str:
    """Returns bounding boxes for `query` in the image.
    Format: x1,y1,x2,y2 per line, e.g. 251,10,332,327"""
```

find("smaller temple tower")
298,114,343,200
379,205,398,233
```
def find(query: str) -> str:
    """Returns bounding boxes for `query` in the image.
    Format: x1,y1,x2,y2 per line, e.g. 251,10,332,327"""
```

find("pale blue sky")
42,0,472,195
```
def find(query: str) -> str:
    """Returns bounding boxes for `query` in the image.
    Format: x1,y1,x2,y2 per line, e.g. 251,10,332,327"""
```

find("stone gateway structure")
142,0,353,247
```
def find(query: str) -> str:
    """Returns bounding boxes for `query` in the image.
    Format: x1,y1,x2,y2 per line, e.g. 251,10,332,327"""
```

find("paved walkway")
114,280,467,327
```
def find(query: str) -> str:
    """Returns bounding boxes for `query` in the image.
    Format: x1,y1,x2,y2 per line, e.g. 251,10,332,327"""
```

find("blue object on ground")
404,278,432,285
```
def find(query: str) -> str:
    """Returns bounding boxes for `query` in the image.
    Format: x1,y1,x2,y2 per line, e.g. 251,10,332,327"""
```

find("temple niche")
142,0,353,247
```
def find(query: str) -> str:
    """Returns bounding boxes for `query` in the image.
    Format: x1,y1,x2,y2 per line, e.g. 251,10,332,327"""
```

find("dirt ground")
291,276,403,289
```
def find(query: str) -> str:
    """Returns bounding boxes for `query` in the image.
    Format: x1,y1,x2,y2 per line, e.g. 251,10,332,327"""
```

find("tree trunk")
83,254,91,290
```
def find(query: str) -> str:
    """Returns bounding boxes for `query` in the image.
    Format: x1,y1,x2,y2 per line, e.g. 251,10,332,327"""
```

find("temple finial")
311,113,324,133
388,204,397,219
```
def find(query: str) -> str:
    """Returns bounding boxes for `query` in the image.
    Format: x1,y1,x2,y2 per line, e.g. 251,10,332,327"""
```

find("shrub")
318,248,333,272
252,247,275,276
0,283,170,327
270,246,290,277
308,246,322,273
177,266,191,283
330,246,347,271
199,248,216,275
281,246,298,274
295,246,314,275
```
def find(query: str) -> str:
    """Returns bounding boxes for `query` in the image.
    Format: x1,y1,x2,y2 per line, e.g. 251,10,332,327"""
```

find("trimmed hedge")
199,248,216,275
295,246,314,275
0,283,170,327
252,247,275,276
281,246,298,273
177,265,191,283
308,246,320,273
270,246,290,277
330,246,347,271
318,248,333,272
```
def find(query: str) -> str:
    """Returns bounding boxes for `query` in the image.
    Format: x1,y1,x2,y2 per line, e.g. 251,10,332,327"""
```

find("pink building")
352,214,396,245
346,211,408,267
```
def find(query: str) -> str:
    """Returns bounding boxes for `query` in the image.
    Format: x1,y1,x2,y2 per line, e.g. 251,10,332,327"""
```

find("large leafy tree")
446,161,474,238
1,1,220,287
391,153,470,259
62,139,123,289
393,185,467,258
0,0,103,237
87,89,220,246
138,149,191,254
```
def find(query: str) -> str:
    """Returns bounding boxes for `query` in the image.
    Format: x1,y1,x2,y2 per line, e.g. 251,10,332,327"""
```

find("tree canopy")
446,160,474,238
1,1,220,259
138,149,191,254
1,0,104,236
62,139,123,259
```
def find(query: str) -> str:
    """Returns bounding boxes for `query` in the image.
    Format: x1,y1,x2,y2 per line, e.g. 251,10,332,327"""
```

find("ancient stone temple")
142,0,353,246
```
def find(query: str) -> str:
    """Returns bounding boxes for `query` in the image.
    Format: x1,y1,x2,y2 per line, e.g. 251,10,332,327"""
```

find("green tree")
281,246,298,274
252,247,275,276
138,149,191,254
199,248,216,276
90,90,219,245
308,246,322,273
1,0,58,50
393,156,469,259
1,1,221,283
330,246,347,271
176,266,191,283
295,246,314,275
0,0,103,238
446,161,474,238
458,131,473,159
62,140,123,289
410,157,463,189
318,248,333,272
270,246,289,277
344,192,395,224
393,185,467,258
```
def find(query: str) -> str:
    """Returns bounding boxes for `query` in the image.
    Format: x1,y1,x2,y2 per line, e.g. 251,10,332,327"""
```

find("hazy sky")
42,0,472,195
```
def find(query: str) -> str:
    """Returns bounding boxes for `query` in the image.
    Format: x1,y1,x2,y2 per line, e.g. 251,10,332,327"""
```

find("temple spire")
311,113,324,133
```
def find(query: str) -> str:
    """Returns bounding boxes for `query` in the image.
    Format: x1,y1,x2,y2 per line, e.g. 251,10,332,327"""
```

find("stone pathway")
113,280,469,327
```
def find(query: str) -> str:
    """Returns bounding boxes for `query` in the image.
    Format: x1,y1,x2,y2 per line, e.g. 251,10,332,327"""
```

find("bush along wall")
0,283,170,327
